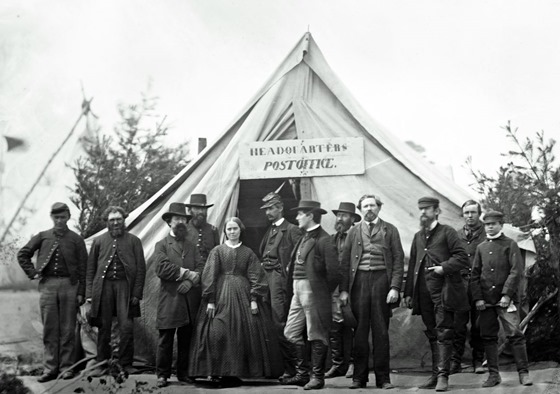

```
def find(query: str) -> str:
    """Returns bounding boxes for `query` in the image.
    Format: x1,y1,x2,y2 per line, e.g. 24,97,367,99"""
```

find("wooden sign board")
239,137,364,179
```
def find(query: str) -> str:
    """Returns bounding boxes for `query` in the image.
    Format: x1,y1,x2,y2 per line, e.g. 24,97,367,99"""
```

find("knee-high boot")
282,343,310,386
435,340,453,391
304,341,327,390
512,343,532,386
482,342,501,387
325,322,347,378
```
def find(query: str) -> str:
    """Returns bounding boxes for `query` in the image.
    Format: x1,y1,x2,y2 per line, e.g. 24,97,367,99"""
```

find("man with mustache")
185,194,220,266
404,197,469,391
259,192,302,382
324,202,360,380
86,206,146,376
17,202,88,382
153,203,203,387
339,195,404,389
451,200,486,374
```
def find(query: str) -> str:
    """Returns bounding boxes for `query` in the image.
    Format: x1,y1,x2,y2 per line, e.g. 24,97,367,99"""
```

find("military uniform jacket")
17,228,88,295
456,222,486,276
339,219,404,308
86,232,146,320
404,223,469,313
258,219,302,271
186,222,220,263
287,226,339,332
154,234,204,329
470,234,523,305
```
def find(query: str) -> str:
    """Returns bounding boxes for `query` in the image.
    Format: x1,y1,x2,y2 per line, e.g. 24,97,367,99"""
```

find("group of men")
17,192,533,391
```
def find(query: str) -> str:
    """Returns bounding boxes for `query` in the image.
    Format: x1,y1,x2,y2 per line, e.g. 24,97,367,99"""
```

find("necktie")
368,222,374,235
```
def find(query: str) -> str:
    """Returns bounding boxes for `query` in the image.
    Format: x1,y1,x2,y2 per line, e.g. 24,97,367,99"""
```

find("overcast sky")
2,0,560,231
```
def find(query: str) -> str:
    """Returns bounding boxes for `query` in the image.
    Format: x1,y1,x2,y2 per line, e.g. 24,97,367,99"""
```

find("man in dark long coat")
86,206,146,376
153,203,204,387
339,195,404,389
259,192,302,381
403,197,469,391
17,202,87,382
282,200,339,390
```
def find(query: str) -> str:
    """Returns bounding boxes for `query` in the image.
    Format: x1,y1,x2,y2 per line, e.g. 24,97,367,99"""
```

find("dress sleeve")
246,248,268,301
201,247,220,303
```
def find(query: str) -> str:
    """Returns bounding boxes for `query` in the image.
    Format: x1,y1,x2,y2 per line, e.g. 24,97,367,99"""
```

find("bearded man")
185,194,220,265
86,206,146,376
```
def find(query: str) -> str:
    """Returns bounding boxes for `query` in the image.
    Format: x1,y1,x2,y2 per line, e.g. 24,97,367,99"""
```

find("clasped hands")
206,301,258,318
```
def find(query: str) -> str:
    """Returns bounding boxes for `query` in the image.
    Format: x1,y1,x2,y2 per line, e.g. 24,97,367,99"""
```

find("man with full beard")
259,192,302,381
153,203,203,387
324,202,360,380
86,206,146,376
339,196,404,389
403,197,468,392
185,194,220,265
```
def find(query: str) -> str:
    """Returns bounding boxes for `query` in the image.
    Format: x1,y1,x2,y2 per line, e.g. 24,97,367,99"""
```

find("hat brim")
332,210,362,223
290,206,328,215
185,203,214,208
260,201,281,209
418,203,438,209
162,212,192,222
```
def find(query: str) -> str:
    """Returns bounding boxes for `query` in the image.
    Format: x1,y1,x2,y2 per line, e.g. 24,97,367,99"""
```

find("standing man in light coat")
153,203,204,387
339,195,404,389
86,206,146,376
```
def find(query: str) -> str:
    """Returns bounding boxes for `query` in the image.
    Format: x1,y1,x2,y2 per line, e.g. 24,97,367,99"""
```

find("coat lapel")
167,235,184,261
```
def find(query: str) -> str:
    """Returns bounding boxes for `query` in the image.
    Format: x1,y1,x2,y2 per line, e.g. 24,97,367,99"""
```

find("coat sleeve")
76,235,88,296
212,227,221,248
389,226,405,290
201,248,220,303
338,231,353,293
502,241,523,298
470,246,483,302
17,233,42,279
247,249,268,301
441,228,469,275
404,235,417,298
193,244,204,275
154,241,181,282
86,239,99,299
321,235,340,293
132,237,146,300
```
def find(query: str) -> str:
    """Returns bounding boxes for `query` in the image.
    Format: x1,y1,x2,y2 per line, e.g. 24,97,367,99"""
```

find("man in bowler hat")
185,194,220,266
339,195,404,389
18,202,88,382
403,197,469,391
282,200,339,390
324,201,361,380
153,203,204,387
259,192,303,381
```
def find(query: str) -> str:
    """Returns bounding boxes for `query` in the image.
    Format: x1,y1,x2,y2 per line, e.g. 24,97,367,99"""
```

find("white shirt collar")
487,231,503,240
364,217,379,226
307,224,320,232
273,218,285,227
429,220,438,231
170,229,176,237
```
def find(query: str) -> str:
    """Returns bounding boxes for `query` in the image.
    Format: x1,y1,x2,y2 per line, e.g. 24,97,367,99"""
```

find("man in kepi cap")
471,211,532,387
185,194,220,267
153,203,203,387
403,197,469,392
259,192,303,382
324,202,360,381
282,200,339,390
339,195,404,389
17,202,88,382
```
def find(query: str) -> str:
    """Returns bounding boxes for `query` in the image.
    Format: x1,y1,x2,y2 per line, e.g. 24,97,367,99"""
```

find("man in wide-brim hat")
184,194,220,267
153,202,203,387
282,200,339,390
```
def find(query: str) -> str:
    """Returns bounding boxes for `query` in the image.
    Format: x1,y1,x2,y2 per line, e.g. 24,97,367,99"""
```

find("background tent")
93,33,531,368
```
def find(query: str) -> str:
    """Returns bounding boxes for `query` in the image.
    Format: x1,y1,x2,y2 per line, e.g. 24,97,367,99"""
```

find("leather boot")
435,340,453,392
512,343,532,386
345,363,354,378
279,338,298,381
482,343,501,387
325,322,347,378
304,341,327,390
282,343,310,386
418,338,438,389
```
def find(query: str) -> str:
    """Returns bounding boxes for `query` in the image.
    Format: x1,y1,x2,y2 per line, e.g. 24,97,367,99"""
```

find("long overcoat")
258,219,302,271
404,223,469,313
86,232,146,322
154,234,204,329
339,219,405,308
287,226,339,335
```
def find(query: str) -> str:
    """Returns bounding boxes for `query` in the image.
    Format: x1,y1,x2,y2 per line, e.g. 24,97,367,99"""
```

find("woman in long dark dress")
188,217,282,383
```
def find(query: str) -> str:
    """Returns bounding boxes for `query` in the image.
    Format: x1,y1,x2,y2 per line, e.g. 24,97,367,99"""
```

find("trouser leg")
39,278,60,374
370,271,391,386
97,281,116,363
351,271,372,384
157,328,175,378
176,325,193,378
58,279,78,372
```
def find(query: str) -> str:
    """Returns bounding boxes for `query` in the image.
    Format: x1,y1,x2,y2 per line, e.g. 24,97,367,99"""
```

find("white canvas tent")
95,33,535,367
